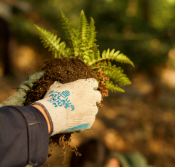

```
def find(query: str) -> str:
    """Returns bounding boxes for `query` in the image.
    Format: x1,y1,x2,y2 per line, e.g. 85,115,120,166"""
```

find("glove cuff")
32,98,68,136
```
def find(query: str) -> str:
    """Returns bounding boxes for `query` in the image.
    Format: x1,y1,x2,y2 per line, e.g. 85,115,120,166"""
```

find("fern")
105,62,131,86
35,25,70,58
79,11,89,45
89,49,134,67
106,80,125,93
88,18,96,47
35,10,134,93
78,11,92,60
93,61,131,92
60,10,75,43
60,10,81,57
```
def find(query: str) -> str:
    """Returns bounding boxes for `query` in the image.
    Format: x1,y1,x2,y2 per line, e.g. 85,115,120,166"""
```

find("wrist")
32,104,52,134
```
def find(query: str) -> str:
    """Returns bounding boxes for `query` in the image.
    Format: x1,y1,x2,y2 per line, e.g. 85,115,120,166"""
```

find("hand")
32,78,102,136
0,71,44,107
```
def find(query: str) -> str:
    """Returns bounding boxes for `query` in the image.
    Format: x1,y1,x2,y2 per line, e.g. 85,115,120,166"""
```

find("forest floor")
1,73,175,167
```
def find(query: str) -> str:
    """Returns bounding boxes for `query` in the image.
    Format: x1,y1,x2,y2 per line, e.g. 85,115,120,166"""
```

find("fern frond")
60,10,80,56
106,80,125,93
60,10,73,41
103,62,131,86
79,10,89,45
88,18,96,47
115,53,134,67
93,61,131,87
78,10,92,60
89,49,134,67
35,25,70,58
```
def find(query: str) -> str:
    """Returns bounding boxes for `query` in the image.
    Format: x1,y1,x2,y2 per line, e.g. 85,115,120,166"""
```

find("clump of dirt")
24,57,104,154
24,57,97,104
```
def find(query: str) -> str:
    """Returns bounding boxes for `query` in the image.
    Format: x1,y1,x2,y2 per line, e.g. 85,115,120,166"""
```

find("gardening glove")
0,71,44,107
32,78,102,136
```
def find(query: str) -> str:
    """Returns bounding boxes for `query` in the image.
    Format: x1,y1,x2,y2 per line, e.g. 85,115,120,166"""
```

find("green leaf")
106,80,125,93
115,53,134,67
79,10,89,43
60,10,78,56
88,18,96,47
35,25,70,58
104,64,131,86
89,49,134,67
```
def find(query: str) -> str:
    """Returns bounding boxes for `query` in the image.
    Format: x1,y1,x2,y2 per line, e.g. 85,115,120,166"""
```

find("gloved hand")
0,71,44,107
32,78,102,136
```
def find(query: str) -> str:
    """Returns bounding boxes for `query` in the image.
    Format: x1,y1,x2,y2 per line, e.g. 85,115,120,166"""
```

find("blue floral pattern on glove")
47,90,75,111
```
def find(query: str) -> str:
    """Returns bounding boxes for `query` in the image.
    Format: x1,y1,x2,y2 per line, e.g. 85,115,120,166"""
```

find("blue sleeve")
0,105,49,167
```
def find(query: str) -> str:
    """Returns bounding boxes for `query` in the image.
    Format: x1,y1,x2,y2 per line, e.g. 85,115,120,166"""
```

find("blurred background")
1,0,175,166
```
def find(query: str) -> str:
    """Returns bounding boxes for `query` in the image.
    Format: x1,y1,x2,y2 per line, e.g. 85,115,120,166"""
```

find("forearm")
32,104,52,133
0,106,49,167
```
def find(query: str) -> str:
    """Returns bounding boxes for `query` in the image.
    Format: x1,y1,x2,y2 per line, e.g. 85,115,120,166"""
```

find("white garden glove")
32,78,101,136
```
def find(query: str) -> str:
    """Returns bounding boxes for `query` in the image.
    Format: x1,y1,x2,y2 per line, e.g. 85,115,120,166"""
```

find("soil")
24,57,97,153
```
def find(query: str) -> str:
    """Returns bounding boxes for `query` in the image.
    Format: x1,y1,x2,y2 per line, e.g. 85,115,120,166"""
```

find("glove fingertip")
86,78,99,89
